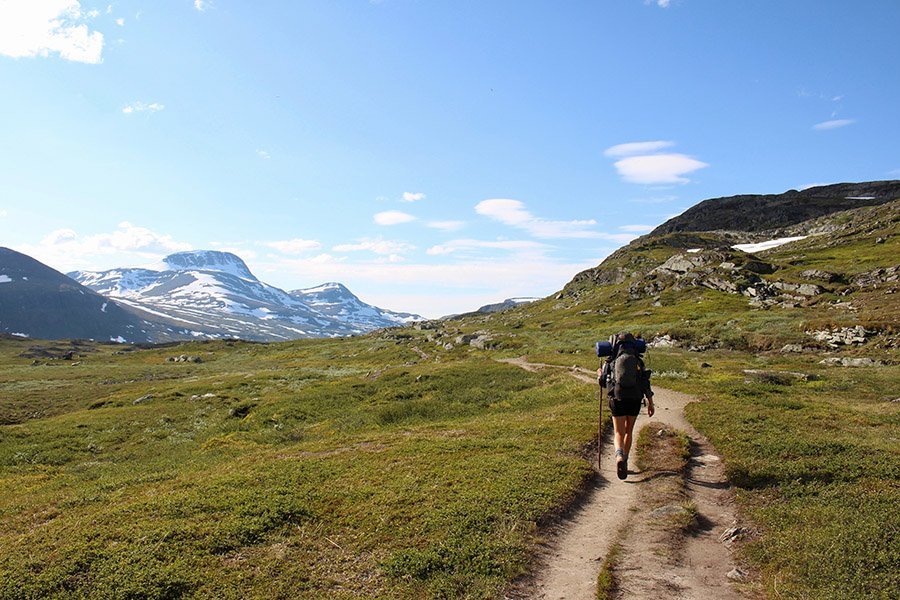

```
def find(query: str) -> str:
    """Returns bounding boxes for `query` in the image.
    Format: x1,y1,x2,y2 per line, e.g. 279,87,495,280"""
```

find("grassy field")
0,336,604,599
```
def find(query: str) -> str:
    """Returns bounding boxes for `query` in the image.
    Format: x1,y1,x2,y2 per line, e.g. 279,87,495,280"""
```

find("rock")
469,334,495,350
442,343,454,351
819,357,885,367
780,344,804,353
650,504,689,519
649,334,678,348
720,525,750,545
800,269,839,282
700,362,712,368
743,369,817,383
187,356,202,363
808,326,872,347
190,392,217,400
876,237,886,244
726,567,749,582
133,394,153,405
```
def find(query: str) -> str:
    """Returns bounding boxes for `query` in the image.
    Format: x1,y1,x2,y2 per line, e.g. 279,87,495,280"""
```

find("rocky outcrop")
650,181,900,236
807,326,873,347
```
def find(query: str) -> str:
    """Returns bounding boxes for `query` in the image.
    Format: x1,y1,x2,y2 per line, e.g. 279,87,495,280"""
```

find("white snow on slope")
732,236,808,253
0,275,11,283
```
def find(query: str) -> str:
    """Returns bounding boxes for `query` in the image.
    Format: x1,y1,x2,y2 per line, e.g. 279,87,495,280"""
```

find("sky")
1,1,899,318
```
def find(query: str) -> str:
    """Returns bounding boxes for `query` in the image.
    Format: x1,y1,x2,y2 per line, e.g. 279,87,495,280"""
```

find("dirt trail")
500,358,747,600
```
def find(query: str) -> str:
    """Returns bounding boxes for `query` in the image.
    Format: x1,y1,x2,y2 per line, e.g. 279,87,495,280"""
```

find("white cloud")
256,149,271,160
426,239,546,256
812,118,856,131
475,199,599,239
604,140,674,158
265,239,321,254
333,238,415,255
122,101,165,114
612,153,708,185
17,222,192,272
115,17,124,26
0,209,7,218
427,220,465,232
194,0,208,11
374,210,416,225
619,224,654,233
402,191,426,202
656,0,671,7
0,0,104,64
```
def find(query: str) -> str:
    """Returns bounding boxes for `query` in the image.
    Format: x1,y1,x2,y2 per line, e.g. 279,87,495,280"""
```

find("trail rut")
500,358,750,600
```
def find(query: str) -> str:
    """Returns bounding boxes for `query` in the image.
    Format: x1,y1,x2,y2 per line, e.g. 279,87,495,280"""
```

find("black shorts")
608,396,641,417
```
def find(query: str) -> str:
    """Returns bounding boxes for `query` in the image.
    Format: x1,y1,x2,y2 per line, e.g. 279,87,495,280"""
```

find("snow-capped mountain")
290,282,419,330
70,251,421,341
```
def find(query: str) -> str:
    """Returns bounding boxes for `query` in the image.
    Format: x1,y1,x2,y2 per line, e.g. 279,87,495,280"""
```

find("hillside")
0,248,157,342
0,184,897,599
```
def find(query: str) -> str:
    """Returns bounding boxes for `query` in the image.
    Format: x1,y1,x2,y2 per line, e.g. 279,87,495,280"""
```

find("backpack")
610,346,642,401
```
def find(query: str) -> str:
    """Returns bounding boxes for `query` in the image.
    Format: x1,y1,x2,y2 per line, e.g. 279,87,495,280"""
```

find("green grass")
0,338,599,598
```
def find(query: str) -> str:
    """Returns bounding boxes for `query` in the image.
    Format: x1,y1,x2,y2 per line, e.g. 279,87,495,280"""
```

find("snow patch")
0,275,11,283
846,196,876,200
11,332,29,338
732,236,808,253
110,336,127,343
686,248,702,253
101,303,108,313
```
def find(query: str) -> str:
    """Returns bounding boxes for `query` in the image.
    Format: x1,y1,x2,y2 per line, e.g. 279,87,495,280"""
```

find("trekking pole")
597,365,603,470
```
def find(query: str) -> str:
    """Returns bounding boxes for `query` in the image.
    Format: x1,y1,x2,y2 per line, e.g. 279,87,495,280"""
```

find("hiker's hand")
647,398,655,417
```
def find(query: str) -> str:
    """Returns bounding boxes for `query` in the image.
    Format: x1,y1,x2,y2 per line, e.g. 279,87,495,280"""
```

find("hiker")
598,332,654,480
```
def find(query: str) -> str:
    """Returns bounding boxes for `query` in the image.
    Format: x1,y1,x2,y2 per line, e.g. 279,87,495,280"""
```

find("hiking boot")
616,456,627,480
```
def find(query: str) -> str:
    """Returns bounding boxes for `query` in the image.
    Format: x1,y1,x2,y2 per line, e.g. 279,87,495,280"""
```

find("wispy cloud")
426,239,546,256
265,239,321,254
333,238,415,255
194,0,208,12
605,141,707,185
402,191,426,202
0,0,104,64
427,220,465,232
122,101,165,114
812,118,856,131
0,209,7,218
17,222,192,272
604,141,674,158
612,153,708,185
374,210,416,226
256,149,271,160
475,199,598,239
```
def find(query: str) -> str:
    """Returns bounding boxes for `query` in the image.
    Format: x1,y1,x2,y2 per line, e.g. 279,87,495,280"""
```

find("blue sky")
2,1,899,317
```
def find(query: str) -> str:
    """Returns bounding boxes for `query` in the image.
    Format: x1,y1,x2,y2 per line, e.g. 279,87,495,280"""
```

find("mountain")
0,247,155,342
650,180,900,237
71,251,421,341
290,282,419,330
475,297,540,314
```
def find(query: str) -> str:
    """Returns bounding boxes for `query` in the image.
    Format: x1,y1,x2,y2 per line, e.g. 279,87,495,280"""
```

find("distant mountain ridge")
70,250,421,341
650,180,900,237
0,247,156,342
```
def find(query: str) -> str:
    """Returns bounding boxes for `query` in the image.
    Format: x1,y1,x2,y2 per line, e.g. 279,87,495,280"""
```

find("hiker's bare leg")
622,415,638,457
612,416,628,453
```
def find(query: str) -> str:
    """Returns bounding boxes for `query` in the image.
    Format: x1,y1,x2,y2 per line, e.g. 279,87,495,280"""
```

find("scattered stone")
700,362,712,368
819,357,885,367
167,354,203,363
649,334,678,348
808,326,872,347
720,525,749,544
800,269,839,283
876,237,886,244
133,394,153,405
190,393,217,400
780,344,804,353
726,567,749,582
743,369,817,383
650,504,689,519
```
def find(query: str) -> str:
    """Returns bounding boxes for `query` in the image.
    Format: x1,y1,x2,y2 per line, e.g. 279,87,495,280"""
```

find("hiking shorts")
608,395,641,417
